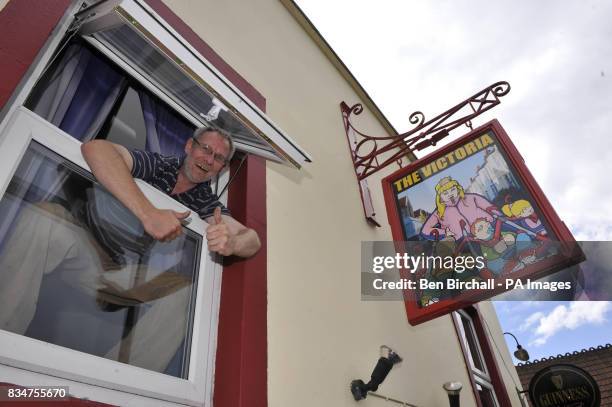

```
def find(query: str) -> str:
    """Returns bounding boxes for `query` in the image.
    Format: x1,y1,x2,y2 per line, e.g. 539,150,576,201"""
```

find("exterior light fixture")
442,381,462,407
504,332,530,361
350,345,402,401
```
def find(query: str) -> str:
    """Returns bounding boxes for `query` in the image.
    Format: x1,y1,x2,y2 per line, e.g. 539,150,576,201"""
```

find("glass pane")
95,24,277,153
460,313,486,372
0,141,200,378
476,383,498,407
103,87,148,150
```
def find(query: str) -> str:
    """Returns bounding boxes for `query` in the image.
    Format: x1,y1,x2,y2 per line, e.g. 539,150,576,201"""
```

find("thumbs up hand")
206,207,235,256
213,206,223,225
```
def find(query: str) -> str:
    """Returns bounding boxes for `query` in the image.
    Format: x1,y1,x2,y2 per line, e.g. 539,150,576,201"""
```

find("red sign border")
382,119,583,325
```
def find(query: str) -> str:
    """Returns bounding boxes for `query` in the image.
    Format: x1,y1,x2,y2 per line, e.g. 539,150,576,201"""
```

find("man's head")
182,127,235,184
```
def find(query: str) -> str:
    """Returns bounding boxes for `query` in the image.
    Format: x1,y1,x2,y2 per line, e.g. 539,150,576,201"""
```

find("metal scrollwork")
408,111,425,127
341,81,511,181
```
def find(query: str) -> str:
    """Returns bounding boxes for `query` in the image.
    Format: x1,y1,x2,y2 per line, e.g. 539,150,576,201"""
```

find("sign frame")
382,119,584,325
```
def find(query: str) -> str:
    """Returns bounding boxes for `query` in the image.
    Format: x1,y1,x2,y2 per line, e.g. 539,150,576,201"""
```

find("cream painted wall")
0,0,9,12
161,1,521,406
477,301,525,405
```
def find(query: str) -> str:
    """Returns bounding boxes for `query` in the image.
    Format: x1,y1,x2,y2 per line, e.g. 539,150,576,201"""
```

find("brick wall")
516,344,612,406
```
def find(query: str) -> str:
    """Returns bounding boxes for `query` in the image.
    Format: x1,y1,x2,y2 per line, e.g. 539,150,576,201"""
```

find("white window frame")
454,310,500,407
0,106,224,406
77,0,311,168
474,379,499,407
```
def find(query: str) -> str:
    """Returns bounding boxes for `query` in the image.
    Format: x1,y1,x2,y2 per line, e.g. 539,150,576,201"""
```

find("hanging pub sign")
381,119,584,325
528,364,600,407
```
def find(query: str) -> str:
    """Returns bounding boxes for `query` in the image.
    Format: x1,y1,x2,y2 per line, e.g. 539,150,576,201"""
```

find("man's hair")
193,126,236,163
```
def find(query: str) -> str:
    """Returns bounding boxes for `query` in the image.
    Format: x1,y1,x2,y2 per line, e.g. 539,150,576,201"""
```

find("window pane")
0,141,200,378
95,24,277,153
460,313,486,372
103,87,148,150
476,383,498,407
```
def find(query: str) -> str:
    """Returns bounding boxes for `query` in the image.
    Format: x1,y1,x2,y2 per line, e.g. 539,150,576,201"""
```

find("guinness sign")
529,364,600,407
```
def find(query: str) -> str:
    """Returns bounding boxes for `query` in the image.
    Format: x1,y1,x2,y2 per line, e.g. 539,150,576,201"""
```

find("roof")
280,0,399,138
515,344,612,405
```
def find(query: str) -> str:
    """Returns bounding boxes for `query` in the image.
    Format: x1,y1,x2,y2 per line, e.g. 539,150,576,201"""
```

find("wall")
0,0,71,112
158,1,523,406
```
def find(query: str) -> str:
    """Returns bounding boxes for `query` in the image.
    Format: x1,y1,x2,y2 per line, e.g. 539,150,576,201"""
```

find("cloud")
519,311,544,332
296,0,612,240
529,302,611,346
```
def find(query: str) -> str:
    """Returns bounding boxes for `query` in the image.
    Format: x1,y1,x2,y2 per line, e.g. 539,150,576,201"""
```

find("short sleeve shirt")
84,150,229,265
129,150,229,219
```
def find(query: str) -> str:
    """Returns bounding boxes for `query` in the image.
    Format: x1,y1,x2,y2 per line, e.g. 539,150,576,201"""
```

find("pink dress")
421,194,496,240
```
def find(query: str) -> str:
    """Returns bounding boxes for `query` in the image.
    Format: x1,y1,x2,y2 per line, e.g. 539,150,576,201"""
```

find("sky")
295,0,612,363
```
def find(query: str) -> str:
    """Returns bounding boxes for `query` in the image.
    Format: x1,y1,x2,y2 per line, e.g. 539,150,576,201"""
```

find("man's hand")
206,207,236,256
141,208,190,242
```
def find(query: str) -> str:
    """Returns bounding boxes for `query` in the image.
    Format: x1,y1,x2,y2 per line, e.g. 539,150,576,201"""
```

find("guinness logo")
529,364,600,407
550,374,563,390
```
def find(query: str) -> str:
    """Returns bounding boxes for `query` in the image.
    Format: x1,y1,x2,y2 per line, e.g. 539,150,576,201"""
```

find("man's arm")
206,207,261,258
81,140,189,241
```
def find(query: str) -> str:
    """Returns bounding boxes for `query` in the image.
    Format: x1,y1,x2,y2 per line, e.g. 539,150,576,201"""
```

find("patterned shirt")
129,150,229,219
85,150,228,265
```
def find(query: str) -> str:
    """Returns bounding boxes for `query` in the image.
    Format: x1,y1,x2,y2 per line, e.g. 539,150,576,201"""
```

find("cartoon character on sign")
420,177,499,241
501,199,546,237
468,217,534,275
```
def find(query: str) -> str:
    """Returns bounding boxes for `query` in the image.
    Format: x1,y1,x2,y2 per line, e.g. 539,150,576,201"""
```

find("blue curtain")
31,44,127,142
1,45,127,252
139,91,194,155
58,49,127,141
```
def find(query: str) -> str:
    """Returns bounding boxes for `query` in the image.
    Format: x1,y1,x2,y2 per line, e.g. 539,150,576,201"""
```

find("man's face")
440,186,459,206
182,131,230,184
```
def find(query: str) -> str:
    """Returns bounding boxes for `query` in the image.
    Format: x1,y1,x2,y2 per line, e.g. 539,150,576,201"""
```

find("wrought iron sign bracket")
340,81,511,226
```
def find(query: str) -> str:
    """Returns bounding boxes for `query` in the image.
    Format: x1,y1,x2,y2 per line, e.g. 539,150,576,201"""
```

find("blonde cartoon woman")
501,199,546,236
420,177,499,241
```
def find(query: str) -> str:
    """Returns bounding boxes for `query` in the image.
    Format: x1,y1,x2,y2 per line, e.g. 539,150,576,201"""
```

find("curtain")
0,44,128,251
31,44,127,141
139,91,194,155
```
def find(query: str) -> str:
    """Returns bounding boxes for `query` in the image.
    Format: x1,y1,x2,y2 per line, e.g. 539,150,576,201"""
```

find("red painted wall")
0,0,71,110
215,155,268,407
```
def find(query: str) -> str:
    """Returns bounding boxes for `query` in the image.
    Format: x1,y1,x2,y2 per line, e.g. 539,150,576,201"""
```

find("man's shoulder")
131,150,182,169
131,149,179,161
157,153,182,167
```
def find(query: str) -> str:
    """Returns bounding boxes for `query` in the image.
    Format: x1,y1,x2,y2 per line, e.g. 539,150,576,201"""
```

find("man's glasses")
192,138,228,165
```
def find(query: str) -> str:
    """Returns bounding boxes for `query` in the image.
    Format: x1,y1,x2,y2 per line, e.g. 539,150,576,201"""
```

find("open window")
75,0,310,166
0,0,307,405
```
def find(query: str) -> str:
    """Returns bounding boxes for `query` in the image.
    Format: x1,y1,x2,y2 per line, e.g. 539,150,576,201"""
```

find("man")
81,126,261,258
